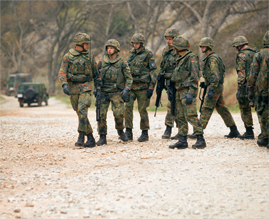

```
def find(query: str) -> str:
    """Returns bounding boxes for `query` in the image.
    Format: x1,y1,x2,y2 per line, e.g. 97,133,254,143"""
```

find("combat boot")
257,138,268,147
125,128,133,141
188,134,197,139
224,125,241,138
192,135,206,149
97,135,107,146
84,133,96,148
162,125,172,139
171,133,180,140
75,132,85,146
239,126,254,140
138,130,149,142
118,130,128,142
169,135,188,149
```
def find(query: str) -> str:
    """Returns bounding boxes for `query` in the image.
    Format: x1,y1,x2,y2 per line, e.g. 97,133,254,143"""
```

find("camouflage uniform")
125,34,157,132
59,35,100,135
248,31,269,148
98,53,132,135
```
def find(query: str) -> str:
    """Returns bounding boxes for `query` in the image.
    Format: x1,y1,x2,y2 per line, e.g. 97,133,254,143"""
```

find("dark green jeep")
14,73,32,97
4,74,16,96
17,82,49,107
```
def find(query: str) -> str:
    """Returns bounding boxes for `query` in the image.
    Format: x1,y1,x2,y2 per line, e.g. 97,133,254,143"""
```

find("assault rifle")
154,73,165,117
199,82,207,113
167,79,176,118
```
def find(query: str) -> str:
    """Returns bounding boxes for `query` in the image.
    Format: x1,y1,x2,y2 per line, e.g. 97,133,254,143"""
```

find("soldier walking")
169,36,206,149
125,33,157,142
248,31,269,149
199,37,241,138
232,36,256,139
59,33,101,147
96,39,133,146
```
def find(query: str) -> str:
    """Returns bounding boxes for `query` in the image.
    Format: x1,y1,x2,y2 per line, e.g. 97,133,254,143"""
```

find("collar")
203,51,215,61
103,54,120,64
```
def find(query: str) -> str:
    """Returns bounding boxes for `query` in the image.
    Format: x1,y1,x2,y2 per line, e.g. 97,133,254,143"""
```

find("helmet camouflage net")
131,33,145,44
232,36,248,47
199,37,214,50
164,28,179,38
105,39,120,52
73,33,91,46
262,31,269,45
171,36,190,50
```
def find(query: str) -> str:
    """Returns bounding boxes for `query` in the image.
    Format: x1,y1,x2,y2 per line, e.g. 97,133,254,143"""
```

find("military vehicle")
13,73,32,97
17,82,49,107
4,74,17,96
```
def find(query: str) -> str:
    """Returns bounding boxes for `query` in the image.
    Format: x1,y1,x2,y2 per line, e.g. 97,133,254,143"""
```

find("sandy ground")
0,95,268,219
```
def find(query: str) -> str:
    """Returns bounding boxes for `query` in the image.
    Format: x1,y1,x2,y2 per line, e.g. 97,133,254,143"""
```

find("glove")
184,93,193,105
121,88,130,102
248,87,255,106
146,89,153,99
262,95,269,106
207,87,214,100
62,84,70,96
167,88,173,102
95,89,101,100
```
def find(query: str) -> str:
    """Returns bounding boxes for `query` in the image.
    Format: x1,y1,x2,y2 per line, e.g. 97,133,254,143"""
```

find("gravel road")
0,95,268,219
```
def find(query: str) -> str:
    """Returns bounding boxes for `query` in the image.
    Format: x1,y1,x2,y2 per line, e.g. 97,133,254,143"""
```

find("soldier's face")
107,46,116,54
200,46,207,53
166,36,173,45
83,43,90,50
133,43,141,50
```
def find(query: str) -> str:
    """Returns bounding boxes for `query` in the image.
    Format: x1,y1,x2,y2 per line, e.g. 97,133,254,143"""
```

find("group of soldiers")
58,30,269,150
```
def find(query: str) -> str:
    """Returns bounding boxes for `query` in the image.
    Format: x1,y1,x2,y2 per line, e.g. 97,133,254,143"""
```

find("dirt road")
0,95,268,219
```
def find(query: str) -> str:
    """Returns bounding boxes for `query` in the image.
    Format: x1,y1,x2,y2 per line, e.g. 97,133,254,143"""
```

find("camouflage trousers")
200,84,235,129
165,99,178,127
176,88,203,136
237,87,253,127
125,89,150,130
255,93,268,139
98,92,125,135
70,91,93,135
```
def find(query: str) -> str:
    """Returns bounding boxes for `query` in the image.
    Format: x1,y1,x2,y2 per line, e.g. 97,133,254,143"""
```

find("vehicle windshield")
8,76,15,84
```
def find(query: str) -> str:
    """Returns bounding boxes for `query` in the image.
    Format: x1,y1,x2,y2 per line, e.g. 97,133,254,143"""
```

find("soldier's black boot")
169,135,188,149
257,138,269,147
138,130,149,142
97,135,107,146
188,134,197,139
224,125,241,138
239,126,254,140
192,135,206,149
118,130,128,142
125,128,133,141
162,125,172,139
171,133,180,140
84,133,96,148
75,132,85,146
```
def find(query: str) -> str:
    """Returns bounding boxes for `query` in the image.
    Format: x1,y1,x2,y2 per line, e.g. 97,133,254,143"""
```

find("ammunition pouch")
67,72,92,83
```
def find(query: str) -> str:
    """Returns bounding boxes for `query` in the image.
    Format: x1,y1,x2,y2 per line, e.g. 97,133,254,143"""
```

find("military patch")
150,59,157,68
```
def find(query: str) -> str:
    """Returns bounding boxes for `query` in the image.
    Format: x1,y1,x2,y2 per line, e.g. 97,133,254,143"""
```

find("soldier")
125,33,157,142
96,39,133,145
232,36,256,139
248,31,269,149
169,36,206,149
158,28,180,139
59,33,101,147
199,37,241,138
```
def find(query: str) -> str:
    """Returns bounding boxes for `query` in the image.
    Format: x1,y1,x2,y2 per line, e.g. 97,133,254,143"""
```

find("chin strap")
202,46,210,53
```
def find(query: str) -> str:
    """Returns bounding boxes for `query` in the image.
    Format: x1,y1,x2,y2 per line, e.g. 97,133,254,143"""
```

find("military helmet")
105,39,120,52
164,28,179,38
131,33,145,44
73,33,91,46
171,36,190,50
199,37,214,50
262,31,269,45
232,36,248,47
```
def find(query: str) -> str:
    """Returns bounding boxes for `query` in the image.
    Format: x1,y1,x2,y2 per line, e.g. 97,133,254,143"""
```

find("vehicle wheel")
38,98,42,106
28,103,31,107
25,88,35,99
45,97,48,106
19,102,23,107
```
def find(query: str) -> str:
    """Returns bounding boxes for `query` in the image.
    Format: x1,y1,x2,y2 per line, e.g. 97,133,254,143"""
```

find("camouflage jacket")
248,45,269,96
127,46,157,90
236,47,256,86
59,48,101,95
202,52,225,88
159,45,178,79
171,51,200,95
98,54,133,93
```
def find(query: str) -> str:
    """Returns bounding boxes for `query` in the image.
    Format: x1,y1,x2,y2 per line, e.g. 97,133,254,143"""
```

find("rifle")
199,82,207,113
167,79,176,118
154,73,165,117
